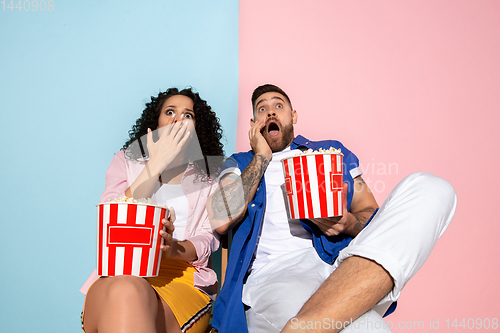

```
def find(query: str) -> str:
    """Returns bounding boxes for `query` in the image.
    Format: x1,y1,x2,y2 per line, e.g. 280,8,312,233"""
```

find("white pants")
243,172,457,332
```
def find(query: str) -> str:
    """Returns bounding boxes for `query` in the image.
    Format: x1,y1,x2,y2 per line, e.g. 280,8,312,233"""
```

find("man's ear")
250,118,255,126
292,109,298,124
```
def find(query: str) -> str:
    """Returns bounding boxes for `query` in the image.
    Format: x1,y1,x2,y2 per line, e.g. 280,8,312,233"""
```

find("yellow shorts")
147,258,212,332
82,258,212,333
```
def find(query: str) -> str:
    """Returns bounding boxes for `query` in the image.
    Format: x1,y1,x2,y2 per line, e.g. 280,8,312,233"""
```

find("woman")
80,87,224,333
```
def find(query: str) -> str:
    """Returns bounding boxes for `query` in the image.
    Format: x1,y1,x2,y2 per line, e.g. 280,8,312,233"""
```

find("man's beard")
264,121,295,153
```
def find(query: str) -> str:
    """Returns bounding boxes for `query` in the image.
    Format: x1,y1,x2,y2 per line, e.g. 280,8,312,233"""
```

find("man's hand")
309,183,354,236
249,118,272,161
207,119,272,234
309,177,379,238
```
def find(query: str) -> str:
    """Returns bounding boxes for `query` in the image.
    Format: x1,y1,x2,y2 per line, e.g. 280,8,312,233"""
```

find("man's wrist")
345,212,363,237
347,208,377,237
254,153,271,169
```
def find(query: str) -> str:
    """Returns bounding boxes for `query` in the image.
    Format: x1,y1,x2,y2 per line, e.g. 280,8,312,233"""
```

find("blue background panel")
0,1,238,331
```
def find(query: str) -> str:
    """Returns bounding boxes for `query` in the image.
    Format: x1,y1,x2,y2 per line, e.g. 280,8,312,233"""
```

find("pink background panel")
238,0,500,326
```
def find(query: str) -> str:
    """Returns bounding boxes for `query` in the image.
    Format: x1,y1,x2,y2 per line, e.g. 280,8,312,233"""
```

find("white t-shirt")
154,183,188,240
221,147,314,276
252,147,315,274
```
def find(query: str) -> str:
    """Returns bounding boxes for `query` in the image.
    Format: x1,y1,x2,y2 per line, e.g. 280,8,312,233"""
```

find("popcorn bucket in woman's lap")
281,152,343,219
96,202,167,277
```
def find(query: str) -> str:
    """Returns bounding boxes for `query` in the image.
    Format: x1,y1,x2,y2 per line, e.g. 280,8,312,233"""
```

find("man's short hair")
251,84,293,112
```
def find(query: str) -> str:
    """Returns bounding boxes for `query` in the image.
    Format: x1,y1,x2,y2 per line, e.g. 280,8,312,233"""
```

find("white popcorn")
296,146,343,156
108,196,154,205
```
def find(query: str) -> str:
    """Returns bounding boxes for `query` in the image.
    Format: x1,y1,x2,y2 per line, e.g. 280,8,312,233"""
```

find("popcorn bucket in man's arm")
96,200,167,277
281,149,344,219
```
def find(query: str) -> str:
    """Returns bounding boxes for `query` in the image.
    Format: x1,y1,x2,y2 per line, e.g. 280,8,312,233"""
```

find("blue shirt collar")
290,135,310,150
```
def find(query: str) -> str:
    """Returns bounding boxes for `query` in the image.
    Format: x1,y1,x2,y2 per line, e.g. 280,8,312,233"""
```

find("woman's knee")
84,276,159,332
103,276,156,305
87,275,157,310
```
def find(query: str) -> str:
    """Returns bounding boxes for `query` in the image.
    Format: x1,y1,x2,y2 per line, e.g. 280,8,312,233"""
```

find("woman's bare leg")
156,295,182,333
83,275,181,333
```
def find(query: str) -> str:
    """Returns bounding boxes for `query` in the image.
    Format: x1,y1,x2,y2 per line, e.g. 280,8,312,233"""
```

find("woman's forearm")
125,161,162,199
162,239,198,262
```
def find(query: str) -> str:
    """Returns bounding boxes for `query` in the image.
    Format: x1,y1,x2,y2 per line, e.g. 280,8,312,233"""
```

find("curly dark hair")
122,87,225,179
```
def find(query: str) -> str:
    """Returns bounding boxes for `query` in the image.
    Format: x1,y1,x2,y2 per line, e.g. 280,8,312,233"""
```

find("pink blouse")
80,150,220,297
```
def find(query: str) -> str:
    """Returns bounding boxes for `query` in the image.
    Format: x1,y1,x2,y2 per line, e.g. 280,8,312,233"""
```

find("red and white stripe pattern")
282,153,343,219
96,202,166,277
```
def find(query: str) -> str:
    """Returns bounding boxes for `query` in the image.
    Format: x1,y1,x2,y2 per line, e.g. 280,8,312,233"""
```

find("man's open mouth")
266,120,280,139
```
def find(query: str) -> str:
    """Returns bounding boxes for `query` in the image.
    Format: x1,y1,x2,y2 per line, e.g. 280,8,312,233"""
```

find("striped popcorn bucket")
281,153,344,219
96,202,167,277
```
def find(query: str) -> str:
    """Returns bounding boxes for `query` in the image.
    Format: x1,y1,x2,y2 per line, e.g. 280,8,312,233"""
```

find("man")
207,84,456,333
